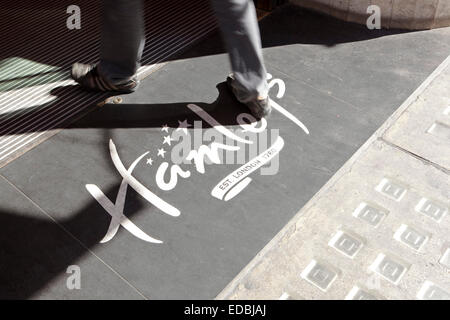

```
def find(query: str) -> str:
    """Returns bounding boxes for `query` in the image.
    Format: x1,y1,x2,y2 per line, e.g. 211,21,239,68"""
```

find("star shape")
163,135,173,146
161,124,169,133
176,119,192,134
157,148,166,158
146,157,153,165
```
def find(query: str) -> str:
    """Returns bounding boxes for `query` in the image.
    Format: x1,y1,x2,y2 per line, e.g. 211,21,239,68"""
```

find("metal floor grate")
0,0,217,167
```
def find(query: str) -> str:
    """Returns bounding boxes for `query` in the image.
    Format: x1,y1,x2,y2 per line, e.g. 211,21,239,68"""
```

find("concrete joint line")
380,137,450,176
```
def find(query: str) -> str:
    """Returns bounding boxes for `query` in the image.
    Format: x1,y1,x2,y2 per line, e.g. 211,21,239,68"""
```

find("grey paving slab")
0,175,144,300
1,6,449,300
0,73,348,299
258,5,450,120
183,5,450,129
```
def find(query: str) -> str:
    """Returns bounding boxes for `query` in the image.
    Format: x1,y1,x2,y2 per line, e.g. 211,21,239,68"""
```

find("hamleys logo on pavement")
85,74,309,244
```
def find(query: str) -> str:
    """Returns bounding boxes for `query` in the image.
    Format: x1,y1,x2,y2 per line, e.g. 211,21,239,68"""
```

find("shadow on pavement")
0,183,146,299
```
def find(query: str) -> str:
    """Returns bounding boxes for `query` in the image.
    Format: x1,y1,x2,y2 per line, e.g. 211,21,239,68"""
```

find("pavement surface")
218,57,450,300
0,4,449,299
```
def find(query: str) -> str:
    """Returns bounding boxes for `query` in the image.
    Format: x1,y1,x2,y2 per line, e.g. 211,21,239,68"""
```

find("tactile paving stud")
278,292,291,300
439,246,450,269
301,260,338,292
393,224,430,252
415,197,448,223
417,281,450,300
375,178,407,201
369,253,409,285
444,105,450,116
278,291,304,300
345,286,378,300
427,122,450,140
352,202,388,227
328,230,364,259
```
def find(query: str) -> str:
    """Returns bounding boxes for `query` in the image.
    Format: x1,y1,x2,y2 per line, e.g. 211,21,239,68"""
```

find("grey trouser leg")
210,0,268,102
98,0,145,83
97,0,268,100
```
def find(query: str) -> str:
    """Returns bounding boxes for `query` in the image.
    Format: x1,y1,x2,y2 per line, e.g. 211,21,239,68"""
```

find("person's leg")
98,0,145,83
210,0,268,103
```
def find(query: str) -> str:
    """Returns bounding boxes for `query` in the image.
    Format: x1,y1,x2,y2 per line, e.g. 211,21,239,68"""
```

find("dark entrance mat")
0,0,216,168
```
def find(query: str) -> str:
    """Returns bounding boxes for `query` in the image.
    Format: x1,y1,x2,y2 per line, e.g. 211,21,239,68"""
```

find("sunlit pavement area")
0,2,449,299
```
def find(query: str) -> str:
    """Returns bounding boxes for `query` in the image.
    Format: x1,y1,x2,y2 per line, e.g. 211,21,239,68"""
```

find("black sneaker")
226,74,271,119
71,63,139,94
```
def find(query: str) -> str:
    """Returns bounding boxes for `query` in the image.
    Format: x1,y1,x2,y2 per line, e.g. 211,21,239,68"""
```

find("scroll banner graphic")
211,136,285,201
